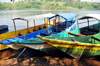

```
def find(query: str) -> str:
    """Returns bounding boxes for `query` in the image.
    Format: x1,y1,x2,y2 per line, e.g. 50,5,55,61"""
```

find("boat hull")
37,35,100,58
0,23,51,50
4,43,60,56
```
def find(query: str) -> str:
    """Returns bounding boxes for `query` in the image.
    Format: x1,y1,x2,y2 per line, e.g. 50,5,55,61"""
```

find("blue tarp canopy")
49,12,76,21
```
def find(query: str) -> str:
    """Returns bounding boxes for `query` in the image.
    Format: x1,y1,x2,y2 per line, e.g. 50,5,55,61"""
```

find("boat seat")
39,27,42,30
51,27,56,29
94,28,100,31
40,33,50,36
19,36,29,40
60,25,66,28
43,26,46,28
33,29,37,31
68,20,75,23
58,28,66,31
88,28,99,33
18,33,23,36
50,32,57,34
82,27,99,35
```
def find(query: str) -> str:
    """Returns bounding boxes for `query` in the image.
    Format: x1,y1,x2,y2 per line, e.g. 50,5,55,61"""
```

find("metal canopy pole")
66,20,68,29
58,16,60,22
44,18,46,28
33,20,37,31
87,18,89,29
44,18,45,23
98,20,100,28
49,18,50,27
55,16,57,33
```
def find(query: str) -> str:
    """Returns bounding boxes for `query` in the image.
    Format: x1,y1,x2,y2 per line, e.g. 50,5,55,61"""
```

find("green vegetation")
0,0,100,10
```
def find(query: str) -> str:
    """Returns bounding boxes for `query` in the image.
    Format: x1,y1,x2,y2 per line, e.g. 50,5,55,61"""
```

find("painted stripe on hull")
49,43,100,50
57,47,100,58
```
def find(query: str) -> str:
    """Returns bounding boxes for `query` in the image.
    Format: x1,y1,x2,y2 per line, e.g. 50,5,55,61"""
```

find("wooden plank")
68,32,86,36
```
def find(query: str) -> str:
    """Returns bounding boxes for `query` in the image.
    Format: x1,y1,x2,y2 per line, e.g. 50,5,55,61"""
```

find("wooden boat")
37,34,100,58
1,13,77,54
35,14,100,57
76,14,100,35
10,14,100,50
0,13,55,50
0,25,8,31
0,25,9,34
10,13,100,56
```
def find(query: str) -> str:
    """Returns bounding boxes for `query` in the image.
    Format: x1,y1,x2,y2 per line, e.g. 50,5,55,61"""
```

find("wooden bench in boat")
68,32,86,36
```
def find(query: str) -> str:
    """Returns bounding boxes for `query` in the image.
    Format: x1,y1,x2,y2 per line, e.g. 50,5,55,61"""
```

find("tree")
11,0,15,3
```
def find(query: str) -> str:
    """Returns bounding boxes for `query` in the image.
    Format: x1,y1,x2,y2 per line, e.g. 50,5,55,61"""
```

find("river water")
0,10,100,32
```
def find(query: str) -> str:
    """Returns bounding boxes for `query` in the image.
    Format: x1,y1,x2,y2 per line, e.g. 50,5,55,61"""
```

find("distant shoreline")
0,1,100,10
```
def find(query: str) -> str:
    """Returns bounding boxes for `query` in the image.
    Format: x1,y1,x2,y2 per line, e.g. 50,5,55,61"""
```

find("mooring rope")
5,48,26,66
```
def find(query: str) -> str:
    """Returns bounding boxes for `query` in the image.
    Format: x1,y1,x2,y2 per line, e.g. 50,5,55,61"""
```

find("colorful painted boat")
1,13,77,55
37,34,100,58
3,13,100,53
36,14,100,58
11,14,100,51
0,13,55,50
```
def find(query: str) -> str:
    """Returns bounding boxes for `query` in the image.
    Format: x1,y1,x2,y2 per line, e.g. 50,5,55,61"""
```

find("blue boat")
1,12,77,56
0,25,8,34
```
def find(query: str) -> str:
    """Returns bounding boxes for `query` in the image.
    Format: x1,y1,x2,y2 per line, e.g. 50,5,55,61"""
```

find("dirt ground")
0,48,100,66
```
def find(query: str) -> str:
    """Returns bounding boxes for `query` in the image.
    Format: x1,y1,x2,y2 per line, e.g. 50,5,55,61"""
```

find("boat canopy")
78,14,100,21
12,13,55,21
49,12,76,21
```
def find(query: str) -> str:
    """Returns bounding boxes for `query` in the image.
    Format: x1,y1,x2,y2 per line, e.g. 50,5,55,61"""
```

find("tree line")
0,0,100,10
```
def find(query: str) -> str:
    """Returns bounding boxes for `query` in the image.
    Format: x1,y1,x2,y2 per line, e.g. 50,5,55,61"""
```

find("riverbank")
0,48,100,66
0,1,100,10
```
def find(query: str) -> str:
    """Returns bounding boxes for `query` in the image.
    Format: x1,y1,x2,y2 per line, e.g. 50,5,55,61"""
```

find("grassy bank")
0,1,100,10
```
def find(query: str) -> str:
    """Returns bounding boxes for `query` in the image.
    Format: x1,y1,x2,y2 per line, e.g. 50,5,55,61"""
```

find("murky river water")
0,10,100,32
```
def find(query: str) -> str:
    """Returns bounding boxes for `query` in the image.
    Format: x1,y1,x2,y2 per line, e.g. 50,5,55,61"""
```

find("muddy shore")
0,48,100,66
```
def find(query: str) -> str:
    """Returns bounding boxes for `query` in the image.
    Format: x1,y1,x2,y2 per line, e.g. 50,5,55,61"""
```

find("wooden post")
44,18,46,24
13,20,17,36
27,21,30,33
43,18,46,28
33,20,35,28
47,17,48,24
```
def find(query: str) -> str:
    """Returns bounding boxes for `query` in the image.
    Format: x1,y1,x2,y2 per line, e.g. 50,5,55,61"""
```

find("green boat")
37,34,100,58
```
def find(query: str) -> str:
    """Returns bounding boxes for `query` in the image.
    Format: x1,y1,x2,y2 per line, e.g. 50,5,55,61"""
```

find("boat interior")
51,20,75,33
78,18,100,35
44,34,100,44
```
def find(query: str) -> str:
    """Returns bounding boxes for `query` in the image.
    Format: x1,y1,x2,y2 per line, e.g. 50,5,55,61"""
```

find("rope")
5,48,26,66
77,44,86,62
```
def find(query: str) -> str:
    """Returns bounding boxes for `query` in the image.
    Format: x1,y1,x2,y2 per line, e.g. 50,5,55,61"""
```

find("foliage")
0,0,100,10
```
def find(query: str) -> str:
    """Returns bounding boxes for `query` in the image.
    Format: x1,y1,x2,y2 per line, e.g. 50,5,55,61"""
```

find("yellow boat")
37,35,100,58
0,13,56,50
